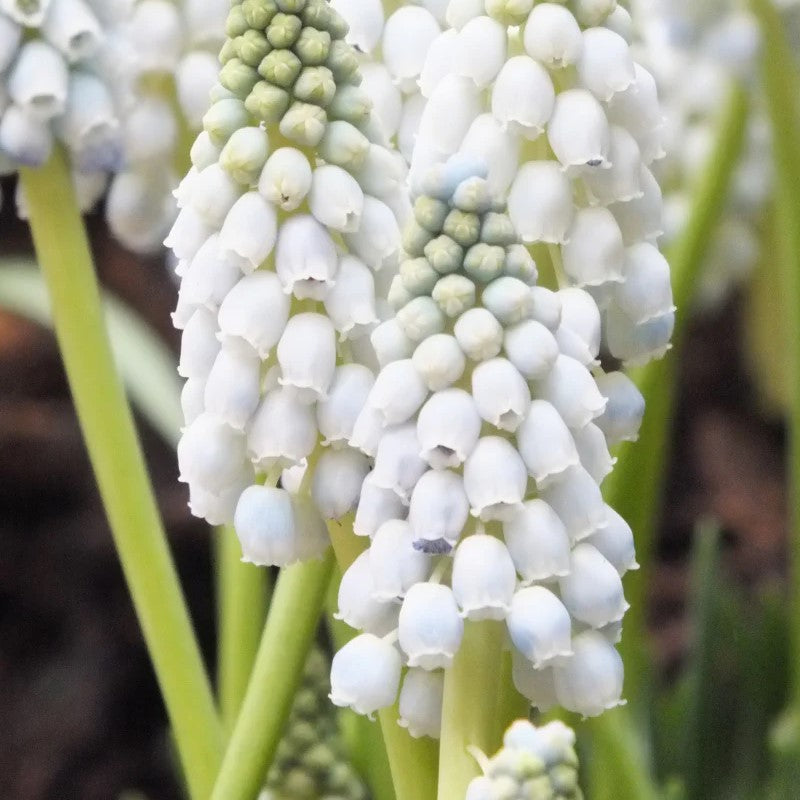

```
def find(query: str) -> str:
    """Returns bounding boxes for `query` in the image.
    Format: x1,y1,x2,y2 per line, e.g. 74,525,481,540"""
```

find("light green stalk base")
20,149,223,800
210,552,334,800
216,525,271,733
438,620,506,800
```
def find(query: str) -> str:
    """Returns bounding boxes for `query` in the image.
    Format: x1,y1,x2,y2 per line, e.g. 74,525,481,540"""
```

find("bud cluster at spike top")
171,0,409,565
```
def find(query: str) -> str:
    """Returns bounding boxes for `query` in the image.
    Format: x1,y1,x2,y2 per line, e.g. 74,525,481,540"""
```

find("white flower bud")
511,651,558,710
535,354,607,429
275,214,338,299
218,192,278,273
503,499,571,583
371,424,428,502
605,306,674,367
128,0,182,72
503,718,576,763
481,277,535,326
559,543,628,627
204,338,261,429
503,319,559,381
419,29,458,98
0,104,52,166
452,534,516,620
454,307,504,361
417,74,481,156
583,125,643,206
350,406,386,457
530,286,562,331
359,65,402,141
573,422,614,485
325,256,378,339
353,473,409,537
247,386,318,468
458,113,521,197
218,126,269,187
396,296,446,342
607,64,664,163
42,0,102,62
336,551,401,635
312,447,371,520
344,196,401,272
181,377,206,426
552,630,624,717
577,27,635,101
412,334,467,391
190,132,221,171
398,669,444,739
555,287,602,366
471,358,531,432
593,370,644,445
408,469,469,551
233,485,297,566
491,56,554,138
370,519,431,601
540,465,607,542
330,633,402,716
507,586,573,667
455,16,506,89
367,359,428,425
615,242,674,324
176,51,220,128
507,161,574,245
189,163,245,228
317,364,375,448
178,307,220,379
446,0,483,29
516,399,580,486
8,41,68,120
399,583,464,669
464,436,528,522
417,388,481,468
180,234,240,312
277,313,337,402
178,412,246,492
610,168,663,243
309,164,365,233
332,0,385,52
189,466,252,526
465,776,494,800
371,319,414,368
523,3,583,68
547,89,610,170
585,504,637,575
258,147,312,212
382,6,440,92
354,142,405,200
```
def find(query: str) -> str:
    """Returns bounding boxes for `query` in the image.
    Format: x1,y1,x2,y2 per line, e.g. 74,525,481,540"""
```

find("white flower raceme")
171,0,407,570
328,160,652,726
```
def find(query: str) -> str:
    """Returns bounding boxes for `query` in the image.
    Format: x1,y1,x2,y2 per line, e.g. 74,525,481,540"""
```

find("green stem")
215,525,271,734
20,149,223,800
210,552,334,800
438,620,506,800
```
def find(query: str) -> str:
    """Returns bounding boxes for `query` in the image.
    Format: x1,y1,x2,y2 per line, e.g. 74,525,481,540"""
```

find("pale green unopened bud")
245,81,290,123
318,120,369,170
203,98,249,145
267,12,303,48
443,208,481,247
219,38,238,64
236,29,272,66
294,27,331,65
493,775,521,800
325,39,359,83
463,242,505,282
328,85,371,126
290,720,318,748
504,244,537,284
561,747,580,769
220,58,260,98
226,4,249,37
302,742,336,773
397,296,446,341
521,775,555,799
424,235,464,274
401,257,439,295
414,196,449,233
549,764,578,794
293,65,336,106
302,0,348,38
279,101,327,145
259,49,302,88
283,767,317,797
243,0,278,29
481,212,517,246
220,126,269,184
485,0,534,26
294,688,319,717
277,0,306,12
402,220,434,257
432,274,476,316
452,176,492,214
388,275,414,310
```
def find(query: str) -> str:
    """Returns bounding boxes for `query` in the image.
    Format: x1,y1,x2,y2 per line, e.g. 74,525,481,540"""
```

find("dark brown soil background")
0,187,787,799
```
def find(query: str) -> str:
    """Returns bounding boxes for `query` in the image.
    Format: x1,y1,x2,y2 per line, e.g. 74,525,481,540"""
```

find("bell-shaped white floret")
359,65,403,140
615,242,674,324
355,141,405,199
0,103,53,167
370,519,431,601
540,465,607,542
371,320,414,368
610,166,664,245
445,0,483,29
530,286,562,331
573,422,614,485
127,0,182,71
412,334,467,392
290,493,331,562
399,582,464,669
454,307,504,361
8,41,68,120
179,306,220,379
203,338,261,430
419,29,458,98
188,466,251,527
552,631,624,717
481,277,535,326
523,3,582,68
176,52,219,128
417,388,481,468
332,0,385,52
503,499,571,583
312,448,371,520
180,234,240,312
181,377,206,426
577,27,635,101
605,306,674,367
583,125,643,206
277,313,337,402
607,63,664,162
218,192,278,273
0,0,44,27
178,412,246,493
464,437,528,522
455,16,507,89
330,633,402,716
309,164,365,233
367,359,428,425
491,56,554,138
511,651,558,711
508,161,574,245
42,0,102,63
397,296,446,341
503,319,559,380
324,255,378,339
535,354,607,429
471,358,531,432
353,473,409,537
507,586,573,667
371,424,428,502
247,387,318,469
548,89,610,170
585,505,637,575
555,287,602,367
259,147,312,212
559,543,628,627
275,214,338,300
187,163,243,228
398,668,444,739
344,196,402,272
383,6,440,91
458,113,521,197
350,406,387,457
217,271,290,358
234,484,300,566
408,469,470,551
516,399,579,486
416,74,481,157
593,370,645,445
452,534,516,620
562,207,625,287
317,364,375,447
336,550,401,635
